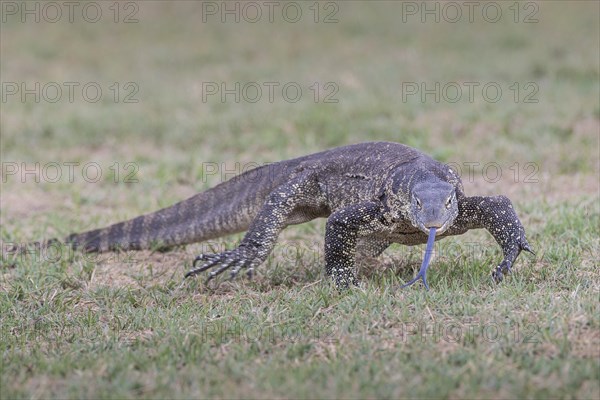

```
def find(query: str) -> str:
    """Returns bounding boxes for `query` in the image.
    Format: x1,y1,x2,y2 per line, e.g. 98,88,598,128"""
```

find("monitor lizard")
60,142,534,289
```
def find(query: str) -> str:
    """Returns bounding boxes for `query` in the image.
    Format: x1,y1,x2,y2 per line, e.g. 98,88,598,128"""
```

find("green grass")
1,2,599,398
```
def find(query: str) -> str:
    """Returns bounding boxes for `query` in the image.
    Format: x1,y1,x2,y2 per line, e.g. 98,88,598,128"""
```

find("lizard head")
408,181,458,235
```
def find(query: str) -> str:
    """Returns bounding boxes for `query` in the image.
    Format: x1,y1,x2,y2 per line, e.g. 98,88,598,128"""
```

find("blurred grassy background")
1,1,599,398
2,2,599,224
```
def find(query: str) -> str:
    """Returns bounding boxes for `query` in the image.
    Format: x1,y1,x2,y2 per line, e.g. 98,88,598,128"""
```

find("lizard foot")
332,269,359,290
492,239,535,283
185,247,259,284
492,260,511,283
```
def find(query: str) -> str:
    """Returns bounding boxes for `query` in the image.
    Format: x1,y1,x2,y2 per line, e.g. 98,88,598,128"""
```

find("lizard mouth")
420,219,451,236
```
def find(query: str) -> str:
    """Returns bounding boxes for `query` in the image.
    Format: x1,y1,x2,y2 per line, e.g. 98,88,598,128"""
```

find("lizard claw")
185,247,259,284
191,254,207,270
492,260,512,283
522,242,536,256
492,270,503,283
186,253,217,278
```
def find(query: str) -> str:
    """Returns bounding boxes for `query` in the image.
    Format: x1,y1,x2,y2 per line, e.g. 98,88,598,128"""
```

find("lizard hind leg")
185,171,326,285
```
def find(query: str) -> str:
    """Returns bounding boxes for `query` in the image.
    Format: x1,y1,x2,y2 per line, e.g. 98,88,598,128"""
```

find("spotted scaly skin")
58,142,534,289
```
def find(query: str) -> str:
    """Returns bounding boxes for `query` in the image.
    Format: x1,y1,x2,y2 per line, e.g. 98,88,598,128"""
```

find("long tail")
65,163,287,252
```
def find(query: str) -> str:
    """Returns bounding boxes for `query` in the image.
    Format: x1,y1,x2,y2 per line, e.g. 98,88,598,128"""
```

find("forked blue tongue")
401,227,437,290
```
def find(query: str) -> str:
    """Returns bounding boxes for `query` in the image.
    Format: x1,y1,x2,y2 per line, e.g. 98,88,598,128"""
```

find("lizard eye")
415,197,422,210
445,195,453,209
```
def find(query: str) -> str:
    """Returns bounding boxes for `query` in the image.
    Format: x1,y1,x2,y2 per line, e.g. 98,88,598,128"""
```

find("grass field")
1,1,599,398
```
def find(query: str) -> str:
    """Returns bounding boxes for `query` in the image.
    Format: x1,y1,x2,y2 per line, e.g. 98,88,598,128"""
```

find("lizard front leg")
185,172,324,283
324,202,385,289
356,237,392,259
450,195,535,282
